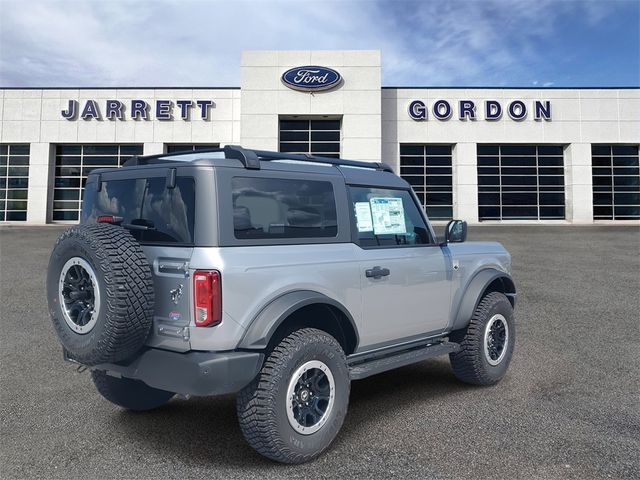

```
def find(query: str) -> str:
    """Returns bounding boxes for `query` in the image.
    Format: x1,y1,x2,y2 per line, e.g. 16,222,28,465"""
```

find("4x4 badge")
170,284,183,304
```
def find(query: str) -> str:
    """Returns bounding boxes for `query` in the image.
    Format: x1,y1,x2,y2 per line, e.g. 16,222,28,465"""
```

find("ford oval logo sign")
281,66,342,92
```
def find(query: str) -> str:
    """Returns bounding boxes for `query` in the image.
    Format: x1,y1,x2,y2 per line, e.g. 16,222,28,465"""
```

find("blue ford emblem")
281,66,342,92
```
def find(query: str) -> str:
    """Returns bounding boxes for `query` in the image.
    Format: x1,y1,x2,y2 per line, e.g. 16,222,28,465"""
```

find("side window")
348,186,431,247
232,177,337,240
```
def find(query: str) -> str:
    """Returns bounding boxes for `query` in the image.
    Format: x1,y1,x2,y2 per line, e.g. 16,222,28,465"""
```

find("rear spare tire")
46,223,154,366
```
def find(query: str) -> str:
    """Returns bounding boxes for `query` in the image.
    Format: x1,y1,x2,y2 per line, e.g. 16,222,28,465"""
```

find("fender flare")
237,290,359,351
450,268,516,332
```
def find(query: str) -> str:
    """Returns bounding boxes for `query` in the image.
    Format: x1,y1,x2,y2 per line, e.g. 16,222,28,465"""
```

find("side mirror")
444,219,467,243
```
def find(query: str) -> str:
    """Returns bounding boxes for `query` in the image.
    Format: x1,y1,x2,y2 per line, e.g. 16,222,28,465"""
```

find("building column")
143,143,165,156
453,142,479,224
565,143,593,224
26,143,54,224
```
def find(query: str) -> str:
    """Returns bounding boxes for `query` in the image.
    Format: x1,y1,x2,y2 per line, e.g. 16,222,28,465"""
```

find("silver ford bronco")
47,146,516,464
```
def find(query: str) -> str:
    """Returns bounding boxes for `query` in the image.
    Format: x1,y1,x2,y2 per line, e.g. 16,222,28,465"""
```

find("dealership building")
1,50,638,225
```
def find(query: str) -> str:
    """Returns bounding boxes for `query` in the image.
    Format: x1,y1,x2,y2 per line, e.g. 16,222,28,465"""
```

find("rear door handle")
365,266,390,279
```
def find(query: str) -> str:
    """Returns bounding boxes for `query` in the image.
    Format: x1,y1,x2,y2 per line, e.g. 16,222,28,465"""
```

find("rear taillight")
96,215,123,224
193,270,221,327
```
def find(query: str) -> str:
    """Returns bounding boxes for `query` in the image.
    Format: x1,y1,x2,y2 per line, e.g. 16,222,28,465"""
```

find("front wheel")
449,291,515,385
236,328,350,464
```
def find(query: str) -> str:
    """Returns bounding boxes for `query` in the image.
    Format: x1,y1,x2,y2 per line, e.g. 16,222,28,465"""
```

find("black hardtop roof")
93,145,407,189
123,145,394,173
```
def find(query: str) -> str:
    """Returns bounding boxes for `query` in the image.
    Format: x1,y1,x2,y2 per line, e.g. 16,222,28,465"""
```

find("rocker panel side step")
348,341,459,380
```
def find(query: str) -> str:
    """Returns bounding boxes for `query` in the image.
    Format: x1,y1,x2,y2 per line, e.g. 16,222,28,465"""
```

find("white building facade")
1,50,638,224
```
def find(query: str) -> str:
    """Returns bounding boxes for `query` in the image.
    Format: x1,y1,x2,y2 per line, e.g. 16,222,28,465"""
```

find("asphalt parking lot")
1,225,639,479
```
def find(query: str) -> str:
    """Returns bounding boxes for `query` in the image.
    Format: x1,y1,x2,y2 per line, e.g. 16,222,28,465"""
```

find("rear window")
81,177,195,245
232,177,337,240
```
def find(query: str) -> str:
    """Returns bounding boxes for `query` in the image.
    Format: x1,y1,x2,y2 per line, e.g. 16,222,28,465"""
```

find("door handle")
365,266,390,279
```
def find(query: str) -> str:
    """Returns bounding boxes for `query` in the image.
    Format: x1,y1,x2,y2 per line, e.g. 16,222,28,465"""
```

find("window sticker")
354,202,373,232
370,197,406,235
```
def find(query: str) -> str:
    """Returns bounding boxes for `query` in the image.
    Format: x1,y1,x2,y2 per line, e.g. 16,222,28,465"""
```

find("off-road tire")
236,328,350,464
91,370,174,411
449,291,515,385
46,223,154,366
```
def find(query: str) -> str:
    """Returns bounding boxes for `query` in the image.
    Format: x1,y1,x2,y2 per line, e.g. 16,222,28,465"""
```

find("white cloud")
0,0,633,87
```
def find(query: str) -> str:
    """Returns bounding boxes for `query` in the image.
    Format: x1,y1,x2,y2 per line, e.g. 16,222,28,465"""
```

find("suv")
47,146,516,464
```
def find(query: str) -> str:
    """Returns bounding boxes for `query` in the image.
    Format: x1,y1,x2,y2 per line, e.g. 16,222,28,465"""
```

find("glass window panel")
425,167,452,175
83,145,119,155
591,145,611,155
82,156,119,166
478,167,499,175
232,177,338,240
614,176,640,187
53,210,79,221
310,120,340,130
479,192,500,205
425,156,452,166
501,192,537,205
0,157,6,167
7,167,29,177
311,131,339,142
501,206,538,218
614,193,640,205
539,167,564,175
613,157,639,167
612,145,638,156
501,167,536,175
478,156,499,166
6,211,27,221
538,176,565,186
425,193,452,205
592,157,612,167
57,145,82,155
592,167,612,177
613,206,640,218
0,145,8,155
593,192,613,205
56,155,81,166
502,175,537,186
425,145,452,156
537,145,564,155
279,120,309,130
7,178,28,188
426,206,453,220
6,189,28,200
539,193,566,205
54,189,80,200
280,131,309,142
538,156,563,167
5,200,27,210
540,207,565,218
404,176,424,186
500,145,537,156
120,145,144,155
348,186,431,247
311,142,341,153
613,167,640,176
55,177,81,188
8,156,29,166
400,145,424,156
501,157,536,167
478,206,500,218
477,145,498,155
478,175,500,186
400,166,424,175
53,200,80,210
426,176,453,186
593,206,613,218
400,156,423,166
9,145,30,155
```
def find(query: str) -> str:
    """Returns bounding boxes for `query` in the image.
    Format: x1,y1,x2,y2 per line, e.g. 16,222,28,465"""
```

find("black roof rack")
123,145,394,172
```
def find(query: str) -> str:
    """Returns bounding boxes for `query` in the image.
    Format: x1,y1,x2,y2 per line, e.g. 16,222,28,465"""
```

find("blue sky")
0,0,638,87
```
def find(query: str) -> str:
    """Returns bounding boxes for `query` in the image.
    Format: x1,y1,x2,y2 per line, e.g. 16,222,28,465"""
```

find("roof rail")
122,145,394,172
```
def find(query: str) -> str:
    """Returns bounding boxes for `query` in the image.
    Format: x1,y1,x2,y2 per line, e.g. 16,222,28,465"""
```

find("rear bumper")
91,348,264,396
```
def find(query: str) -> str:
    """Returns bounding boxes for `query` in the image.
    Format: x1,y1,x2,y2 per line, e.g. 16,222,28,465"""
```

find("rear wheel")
449,291,515,385
91,370,174,411
236,328,350,464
